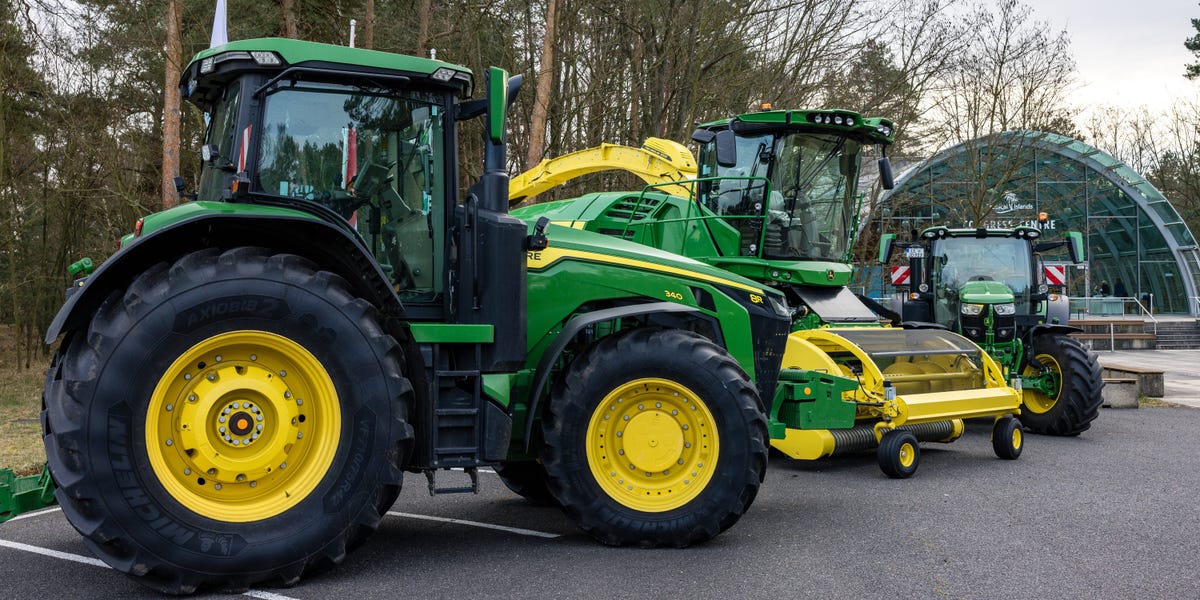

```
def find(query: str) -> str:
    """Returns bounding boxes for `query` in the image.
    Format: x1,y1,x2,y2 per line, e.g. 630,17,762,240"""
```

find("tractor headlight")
994,303,1016,316
961,303,984,316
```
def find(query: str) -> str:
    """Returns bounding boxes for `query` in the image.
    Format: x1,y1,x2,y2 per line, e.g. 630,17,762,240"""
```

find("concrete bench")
1102,364,1164,398
1101,377,1139,408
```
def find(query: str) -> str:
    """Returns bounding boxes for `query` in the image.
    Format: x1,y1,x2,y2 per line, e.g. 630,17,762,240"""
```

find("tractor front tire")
539,327,768,547
42,247,413,594
1020,334,1103,436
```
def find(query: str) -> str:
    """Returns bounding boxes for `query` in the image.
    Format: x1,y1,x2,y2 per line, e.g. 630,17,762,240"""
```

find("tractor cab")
185,41,473,307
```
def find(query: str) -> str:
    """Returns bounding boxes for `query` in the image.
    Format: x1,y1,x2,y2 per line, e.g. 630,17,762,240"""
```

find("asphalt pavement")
3,405,1199,599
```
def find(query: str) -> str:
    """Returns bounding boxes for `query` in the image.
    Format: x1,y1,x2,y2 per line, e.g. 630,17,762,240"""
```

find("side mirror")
879,233,896,264
486,67,518,145
714,129,737,168
878,156,895,190
1065,230,1085,264
691,129,715,144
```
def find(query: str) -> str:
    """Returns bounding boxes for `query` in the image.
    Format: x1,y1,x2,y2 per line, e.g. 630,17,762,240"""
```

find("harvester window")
764,133,855,262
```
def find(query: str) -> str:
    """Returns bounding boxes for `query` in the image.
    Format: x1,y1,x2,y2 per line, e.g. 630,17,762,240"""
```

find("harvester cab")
510,108,1025,479
881,223,1103,436
36,39,787,592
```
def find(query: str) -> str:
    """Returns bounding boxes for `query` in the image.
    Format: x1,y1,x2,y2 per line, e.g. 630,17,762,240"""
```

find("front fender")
46,209,401,344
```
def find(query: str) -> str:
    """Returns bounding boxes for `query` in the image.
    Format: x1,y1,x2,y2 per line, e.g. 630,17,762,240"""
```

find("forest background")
2,0,1200,373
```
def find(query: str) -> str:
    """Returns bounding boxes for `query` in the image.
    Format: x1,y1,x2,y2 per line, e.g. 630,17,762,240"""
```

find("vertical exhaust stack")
460,68,528,370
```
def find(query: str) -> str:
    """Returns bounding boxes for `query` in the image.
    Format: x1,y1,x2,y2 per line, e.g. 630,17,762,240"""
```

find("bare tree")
364,0,374,49
525,0,558,168
282,0,298,38
161,0,182,209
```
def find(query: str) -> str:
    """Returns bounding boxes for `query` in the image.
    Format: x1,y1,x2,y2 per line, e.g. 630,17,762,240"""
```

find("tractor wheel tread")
42,246,412,593
539,327,767,548
1021,334,1104,436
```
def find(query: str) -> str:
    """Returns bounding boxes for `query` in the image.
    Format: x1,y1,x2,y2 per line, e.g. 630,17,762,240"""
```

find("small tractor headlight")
994,303,1016,316
961,303,984,316
918,283,929,293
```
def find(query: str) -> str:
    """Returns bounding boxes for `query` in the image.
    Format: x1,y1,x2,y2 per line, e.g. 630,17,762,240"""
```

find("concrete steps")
1069,319,1156,351
1145,320,1200,350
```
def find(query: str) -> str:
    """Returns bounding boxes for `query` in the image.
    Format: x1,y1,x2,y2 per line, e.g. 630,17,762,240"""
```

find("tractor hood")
959,280,1014,304
527,221,779,299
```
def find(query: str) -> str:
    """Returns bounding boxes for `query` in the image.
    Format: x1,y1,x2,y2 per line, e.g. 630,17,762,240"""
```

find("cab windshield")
932,237,1033,295
254,82,448,301
703,131,859,262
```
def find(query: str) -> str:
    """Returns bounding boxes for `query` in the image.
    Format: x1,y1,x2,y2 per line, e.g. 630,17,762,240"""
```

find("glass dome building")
874,131,1200,315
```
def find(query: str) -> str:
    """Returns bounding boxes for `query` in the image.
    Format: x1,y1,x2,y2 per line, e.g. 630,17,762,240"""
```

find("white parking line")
0,538,108,568
386,511,560,538
2,506,62,523
0,537,302,600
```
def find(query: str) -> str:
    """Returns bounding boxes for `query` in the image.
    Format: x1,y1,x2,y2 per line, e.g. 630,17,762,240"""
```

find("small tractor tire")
878,430,920,479
539,327,768,547
42,247,413,594
1020,334,1103,436
991,416,1023,460
494,460,557,506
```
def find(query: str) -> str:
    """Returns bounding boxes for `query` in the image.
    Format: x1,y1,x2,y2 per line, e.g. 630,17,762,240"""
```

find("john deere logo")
827,269,835,281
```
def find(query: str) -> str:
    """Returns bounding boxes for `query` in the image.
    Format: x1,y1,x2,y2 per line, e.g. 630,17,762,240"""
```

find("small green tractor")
880,223,1104,435
35,39,809,592
511,109,1025,478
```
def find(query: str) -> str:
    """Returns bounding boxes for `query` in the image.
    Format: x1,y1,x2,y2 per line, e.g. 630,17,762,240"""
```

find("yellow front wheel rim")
1011,428,1023,451
898,441,917,468
586,378,718,512
1022,353,1062,414
146,331,341,522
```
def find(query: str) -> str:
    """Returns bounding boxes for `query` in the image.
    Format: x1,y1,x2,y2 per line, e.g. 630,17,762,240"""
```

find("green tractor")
510,109,1025,478
38,39,798,592
880,223,1104,435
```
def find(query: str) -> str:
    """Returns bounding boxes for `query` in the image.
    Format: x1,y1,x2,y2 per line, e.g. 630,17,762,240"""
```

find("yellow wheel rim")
1022,353,1062,414
146,331,341,522
1012,427,1023,451
585,378,718,513
898,441,916,468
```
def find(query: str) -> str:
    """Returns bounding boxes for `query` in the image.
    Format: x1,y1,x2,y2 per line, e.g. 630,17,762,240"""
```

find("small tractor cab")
881,219,1103,435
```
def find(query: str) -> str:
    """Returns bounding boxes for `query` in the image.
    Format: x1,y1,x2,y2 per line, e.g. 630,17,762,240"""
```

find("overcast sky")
1029,0,1197,113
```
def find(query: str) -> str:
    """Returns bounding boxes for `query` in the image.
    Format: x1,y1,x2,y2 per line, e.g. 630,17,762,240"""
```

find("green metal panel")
0,468,56,522
133,201,322,239
409,323,494,343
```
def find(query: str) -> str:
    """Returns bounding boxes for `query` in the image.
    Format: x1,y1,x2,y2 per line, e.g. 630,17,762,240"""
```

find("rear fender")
1020,324,1083,370
522,302,701,449
47,212,406,344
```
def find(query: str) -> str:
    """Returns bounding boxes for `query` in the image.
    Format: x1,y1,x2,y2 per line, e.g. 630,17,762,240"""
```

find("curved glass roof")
876,131,1200,315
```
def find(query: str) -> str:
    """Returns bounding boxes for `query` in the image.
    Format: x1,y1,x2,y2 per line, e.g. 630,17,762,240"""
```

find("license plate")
905,247,925,259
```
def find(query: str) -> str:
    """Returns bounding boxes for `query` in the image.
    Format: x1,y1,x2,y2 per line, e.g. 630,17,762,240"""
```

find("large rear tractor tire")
539,328,768,547
42,247,413,594
1020,334,1103,436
